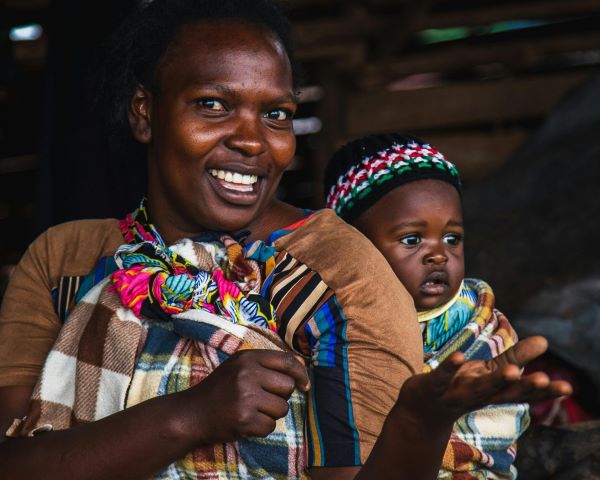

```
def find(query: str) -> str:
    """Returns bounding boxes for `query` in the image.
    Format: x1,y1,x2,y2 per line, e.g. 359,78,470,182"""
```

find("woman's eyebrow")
189,83,296,104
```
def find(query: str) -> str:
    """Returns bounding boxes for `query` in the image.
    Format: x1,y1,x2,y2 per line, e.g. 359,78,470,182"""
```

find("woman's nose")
225,116,266,157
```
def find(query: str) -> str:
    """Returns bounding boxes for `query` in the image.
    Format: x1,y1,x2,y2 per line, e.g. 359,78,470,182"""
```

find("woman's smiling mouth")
209,169,258,192
206,168,263,206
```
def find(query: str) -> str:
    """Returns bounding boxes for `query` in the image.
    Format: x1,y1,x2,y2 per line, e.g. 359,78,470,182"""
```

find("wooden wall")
281,0,600,205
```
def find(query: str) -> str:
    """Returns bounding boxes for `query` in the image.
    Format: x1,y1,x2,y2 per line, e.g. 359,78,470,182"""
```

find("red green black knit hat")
324,133,462,222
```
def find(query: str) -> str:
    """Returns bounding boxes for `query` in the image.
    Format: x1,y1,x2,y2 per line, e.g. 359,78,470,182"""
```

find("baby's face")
354,179,465,311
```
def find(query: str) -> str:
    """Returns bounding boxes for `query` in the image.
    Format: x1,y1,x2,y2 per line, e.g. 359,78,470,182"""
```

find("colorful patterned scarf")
418,281,478,354
422,279,530,480
9,199,308,479
114,200,277,332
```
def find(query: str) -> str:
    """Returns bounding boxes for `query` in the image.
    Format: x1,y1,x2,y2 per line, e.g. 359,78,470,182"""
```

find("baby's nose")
424,253,447,265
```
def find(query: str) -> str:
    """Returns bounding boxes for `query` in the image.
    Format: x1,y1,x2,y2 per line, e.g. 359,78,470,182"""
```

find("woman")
0,1,570,479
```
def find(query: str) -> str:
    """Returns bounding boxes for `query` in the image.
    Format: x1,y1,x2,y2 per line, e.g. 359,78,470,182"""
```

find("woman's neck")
146,197,306,246
236,199,307,243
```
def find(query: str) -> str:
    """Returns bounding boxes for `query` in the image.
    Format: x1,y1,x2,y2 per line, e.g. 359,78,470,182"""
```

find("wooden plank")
0,155,38,175
422,0,600,30
296,40,366,66
360,31,600,87
292,15,384,47
282,0,412,9
4,0,50,8
346,70,593,135
290,0,600,48
416,129,529,182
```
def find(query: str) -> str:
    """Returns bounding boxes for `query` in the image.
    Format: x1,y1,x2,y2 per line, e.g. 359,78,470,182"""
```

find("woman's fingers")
431,352,465,388
448,363,520,408
256,350,310,392
260,370,297,398
257,393,291,421
487,336,548,371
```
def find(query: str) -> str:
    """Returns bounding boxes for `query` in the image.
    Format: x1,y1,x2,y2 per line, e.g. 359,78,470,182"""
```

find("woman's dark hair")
96,0,300,139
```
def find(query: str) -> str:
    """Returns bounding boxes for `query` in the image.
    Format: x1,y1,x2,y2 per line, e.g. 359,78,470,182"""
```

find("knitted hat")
324,133,462,222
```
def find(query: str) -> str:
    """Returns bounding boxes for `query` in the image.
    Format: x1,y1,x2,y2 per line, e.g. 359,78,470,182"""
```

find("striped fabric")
264,252,333,351
51,274,84,322
305,296,360,467
51,256,118,322
263,251,362,466
424,279,530,479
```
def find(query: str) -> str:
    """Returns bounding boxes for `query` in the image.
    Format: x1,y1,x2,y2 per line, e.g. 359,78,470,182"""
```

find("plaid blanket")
425,279,530,480
8,278,307,479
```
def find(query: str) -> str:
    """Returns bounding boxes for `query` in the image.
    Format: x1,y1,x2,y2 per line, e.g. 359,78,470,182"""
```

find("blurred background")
2,0,600,475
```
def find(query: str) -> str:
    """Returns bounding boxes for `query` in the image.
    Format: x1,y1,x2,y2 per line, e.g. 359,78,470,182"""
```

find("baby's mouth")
420,271,449,296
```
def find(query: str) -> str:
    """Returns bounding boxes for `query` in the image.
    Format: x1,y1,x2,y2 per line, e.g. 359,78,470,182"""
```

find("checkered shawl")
425,279,530,480
8,277,308,479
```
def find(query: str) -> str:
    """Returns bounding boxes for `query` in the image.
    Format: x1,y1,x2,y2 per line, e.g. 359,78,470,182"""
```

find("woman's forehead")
157,20,293,87
167,20,284,64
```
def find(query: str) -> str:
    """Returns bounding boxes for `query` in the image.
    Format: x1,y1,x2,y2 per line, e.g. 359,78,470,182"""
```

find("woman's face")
132,20,297,239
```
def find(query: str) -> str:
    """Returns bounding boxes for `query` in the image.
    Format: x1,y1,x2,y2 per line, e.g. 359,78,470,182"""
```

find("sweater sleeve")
0,219,122,387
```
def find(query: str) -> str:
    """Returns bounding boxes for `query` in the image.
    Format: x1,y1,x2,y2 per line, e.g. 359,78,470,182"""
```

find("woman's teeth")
209,169,258,192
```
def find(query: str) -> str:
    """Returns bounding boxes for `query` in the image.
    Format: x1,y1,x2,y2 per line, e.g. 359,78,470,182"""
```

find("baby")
324,133,530,479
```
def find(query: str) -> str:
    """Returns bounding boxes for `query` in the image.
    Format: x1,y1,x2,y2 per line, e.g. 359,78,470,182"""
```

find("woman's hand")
177,349,310,446
396,336,572,425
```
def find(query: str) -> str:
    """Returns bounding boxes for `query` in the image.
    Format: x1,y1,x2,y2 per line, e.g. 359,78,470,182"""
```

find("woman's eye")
264,109,292,121
399,234,421,246
198,98,226,112
443,234,462,246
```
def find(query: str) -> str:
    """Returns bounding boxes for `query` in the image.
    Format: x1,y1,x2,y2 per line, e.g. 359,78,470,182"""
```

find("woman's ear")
128,84,152,144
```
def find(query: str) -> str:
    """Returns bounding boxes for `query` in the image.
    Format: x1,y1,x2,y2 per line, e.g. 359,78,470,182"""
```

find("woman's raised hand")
396,336,572,424
177,350,310,446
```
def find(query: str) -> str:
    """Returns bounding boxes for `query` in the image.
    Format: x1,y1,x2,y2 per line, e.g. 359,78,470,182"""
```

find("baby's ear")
128,84,152,144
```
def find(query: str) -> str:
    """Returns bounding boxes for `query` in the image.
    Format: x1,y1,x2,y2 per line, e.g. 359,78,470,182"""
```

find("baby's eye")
264,108,292,121
198,98,226,112
399,234,421,246
443,233,462,246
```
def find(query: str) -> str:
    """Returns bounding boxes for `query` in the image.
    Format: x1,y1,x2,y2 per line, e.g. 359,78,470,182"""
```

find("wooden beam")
346,70,593,135
292,15,384,48
4,0,50,8
417,129,529,182
282,0,413,10
421,0,600,30
0,155,38,175
296,40,366,67
291,0,600,48
360,31,600,87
